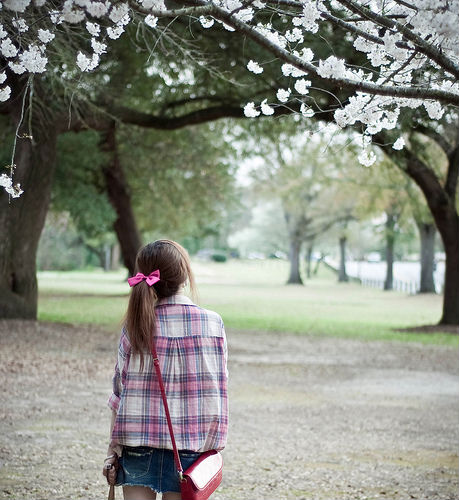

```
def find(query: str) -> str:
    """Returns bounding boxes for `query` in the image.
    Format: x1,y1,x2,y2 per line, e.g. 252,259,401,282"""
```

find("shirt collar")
157,294,195,306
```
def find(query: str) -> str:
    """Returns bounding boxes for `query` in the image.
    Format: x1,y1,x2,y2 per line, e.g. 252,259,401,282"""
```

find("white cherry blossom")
3,0,30,12
317,56,347,80
145,15,158,28
244,102,260,118
281,63,307,78
86,21,101,36
199,17,214,29
12,18,29,32
91,38,106,55
276,88,291,103
358,149,377,167
393,137,405,150
260,99,274,115
106,25,124,39
37,29,55,44
20,45,48,73
0,173,23,198
0,86,11,101
247,60,263,74
1,38,18,58
285,28,303,44
300,103,314,118
76,52,99,72
109,3,130,24
9,62,26,74
424,101,445,120
294,79,311,95
85,1,109,17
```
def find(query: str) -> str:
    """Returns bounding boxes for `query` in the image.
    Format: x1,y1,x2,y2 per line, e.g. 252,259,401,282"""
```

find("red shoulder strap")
151,342,184,474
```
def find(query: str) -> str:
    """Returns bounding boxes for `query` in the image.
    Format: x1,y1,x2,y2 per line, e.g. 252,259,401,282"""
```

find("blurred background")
32,118,454,342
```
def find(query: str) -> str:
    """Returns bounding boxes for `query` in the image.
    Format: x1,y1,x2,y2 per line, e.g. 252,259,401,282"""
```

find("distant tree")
49,121,239,273
248,120,359,284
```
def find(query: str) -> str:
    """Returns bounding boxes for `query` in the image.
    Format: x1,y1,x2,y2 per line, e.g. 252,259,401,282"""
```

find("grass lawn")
38,260,457,345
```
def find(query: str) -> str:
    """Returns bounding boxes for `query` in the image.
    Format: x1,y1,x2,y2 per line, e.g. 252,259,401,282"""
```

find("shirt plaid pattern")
108,295,228,452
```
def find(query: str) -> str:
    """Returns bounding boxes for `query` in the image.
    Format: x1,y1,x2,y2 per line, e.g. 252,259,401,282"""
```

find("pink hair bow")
127,270,160,287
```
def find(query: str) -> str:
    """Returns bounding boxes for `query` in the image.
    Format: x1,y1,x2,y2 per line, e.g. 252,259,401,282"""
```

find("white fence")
325,260,445,294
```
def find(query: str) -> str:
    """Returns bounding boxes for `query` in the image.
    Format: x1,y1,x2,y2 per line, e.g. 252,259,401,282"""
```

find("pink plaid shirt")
108,295,228,452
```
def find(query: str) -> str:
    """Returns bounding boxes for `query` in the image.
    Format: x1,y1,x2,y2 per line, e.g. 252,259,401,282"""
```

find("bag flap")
185,451,223,490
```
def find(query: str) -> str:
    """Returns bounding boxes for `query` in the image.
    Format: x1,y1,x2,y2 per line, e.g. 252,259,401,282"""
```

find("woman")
103,240,228,500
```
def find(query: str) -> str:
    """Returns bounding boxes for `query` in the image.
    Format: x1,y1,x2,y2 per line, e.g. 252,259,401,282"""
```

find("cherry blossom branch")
264,0,412,50
168,0,459,106
265,0,404,47
334,0,459,79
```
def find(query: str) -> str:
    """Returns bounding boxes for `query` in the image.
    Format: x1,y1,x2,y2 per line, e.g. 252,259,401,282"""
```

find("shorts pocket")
122,447,153,479
179,451,201,470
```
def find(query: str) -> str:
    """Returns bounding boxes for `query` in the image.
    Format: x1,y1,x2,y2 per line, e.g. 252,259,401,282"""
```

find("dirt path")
0,320,458,500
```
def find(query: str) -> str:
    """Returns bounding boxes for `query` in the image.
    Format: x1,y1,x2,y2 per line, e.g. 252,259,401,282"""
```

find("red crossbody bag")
151,343,223,500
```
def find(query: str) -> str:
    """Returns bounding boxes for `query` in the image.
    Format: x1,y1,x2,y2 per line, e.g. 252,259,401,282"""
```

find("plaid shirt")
108,295,228,452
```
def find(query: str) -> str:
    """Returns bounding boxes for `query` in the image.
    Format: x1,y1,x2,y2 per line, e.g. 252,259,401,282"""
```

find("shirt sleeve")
107,328,131,412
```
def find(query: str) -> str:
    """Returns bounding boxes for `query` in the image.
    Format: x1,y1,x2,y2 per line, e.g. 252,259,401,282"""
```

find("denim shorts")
116,446,201,493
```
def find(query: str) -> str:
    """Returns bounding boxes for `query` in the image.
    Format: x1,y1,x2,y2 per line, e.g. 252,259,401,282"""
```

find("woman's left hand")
102,455,119,485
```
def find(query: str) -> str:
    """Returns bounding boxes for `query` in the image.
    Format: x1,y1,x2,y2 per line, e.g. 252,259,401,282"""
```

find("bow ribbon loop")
127,270,161,287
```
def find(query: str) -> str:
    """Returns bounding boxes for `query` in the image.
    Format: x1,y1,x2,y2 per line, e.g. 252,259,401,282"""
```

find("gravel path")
0,320,458,500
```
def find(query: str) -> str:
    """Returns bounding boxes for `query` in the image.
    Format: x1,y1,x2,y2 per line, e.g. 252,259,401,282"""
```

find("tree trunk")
287,238,303,284
376,131,459,325
100,126,142,275
110,243,121,270
305,240,313,279
384,212,396,291
404,158,458,324
442,232,459,324
417,222,436,293
338,236,348,282
0,109,58,319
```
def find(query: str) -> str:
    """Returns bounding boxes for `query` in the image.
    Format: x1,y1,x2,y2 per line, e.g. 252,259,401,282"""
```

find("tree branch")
303,214,355,241
375,131,450,211
265,0,410,49
335,0,459,79
111,103,245,128
167,0,459,106
62,98,300,134
413,124,453,156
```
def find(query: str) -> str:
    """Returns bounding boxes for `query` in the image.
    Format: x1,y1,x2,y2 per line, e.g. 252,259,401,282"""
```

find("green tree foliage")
117,121,239,241
52,130,116,238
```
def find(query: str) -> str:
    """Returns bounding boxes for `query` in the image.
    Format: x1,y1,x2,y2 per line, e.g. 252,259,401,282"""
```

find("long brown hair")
125,240,196,369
